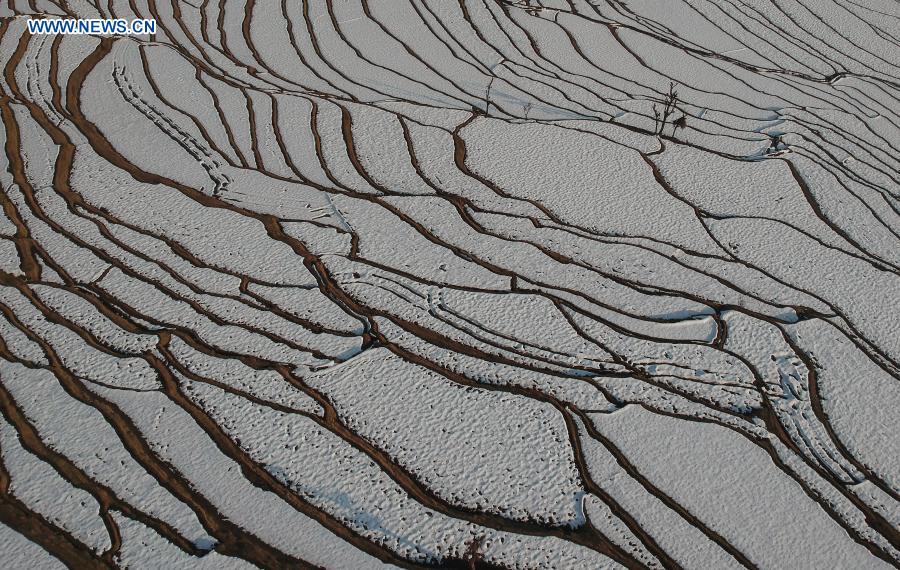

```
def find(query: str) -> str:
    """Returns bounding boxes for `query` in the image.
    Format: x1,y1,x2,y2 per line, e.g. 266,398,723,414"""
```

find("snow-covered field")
0,0,898,568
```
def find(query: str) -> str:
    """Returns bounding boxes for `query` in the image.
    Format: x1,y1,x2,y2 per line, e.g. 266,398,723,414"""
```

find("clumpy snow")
0,1,898,568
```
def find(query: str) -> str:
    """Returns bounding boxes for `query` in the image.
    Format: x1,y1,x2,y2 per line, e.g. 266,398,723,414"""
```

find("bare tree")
672,114,687,136
523,101,532,120
652,82,680,135
463,536,486,570
484,76,495,115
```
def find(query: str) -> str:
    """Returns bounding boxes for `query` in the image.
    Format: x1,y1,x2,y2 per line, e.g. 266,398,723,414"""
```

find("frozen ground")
0,0,898,568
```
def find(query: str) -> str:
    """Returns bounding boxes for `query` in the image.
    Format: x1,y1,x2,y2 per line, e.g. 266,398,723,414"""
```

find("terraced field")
0,1,898,568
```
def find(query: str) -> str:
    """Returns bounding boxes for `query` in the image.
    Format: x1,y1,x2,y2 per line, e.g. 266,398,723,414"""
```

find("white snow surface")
0,1,898,568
